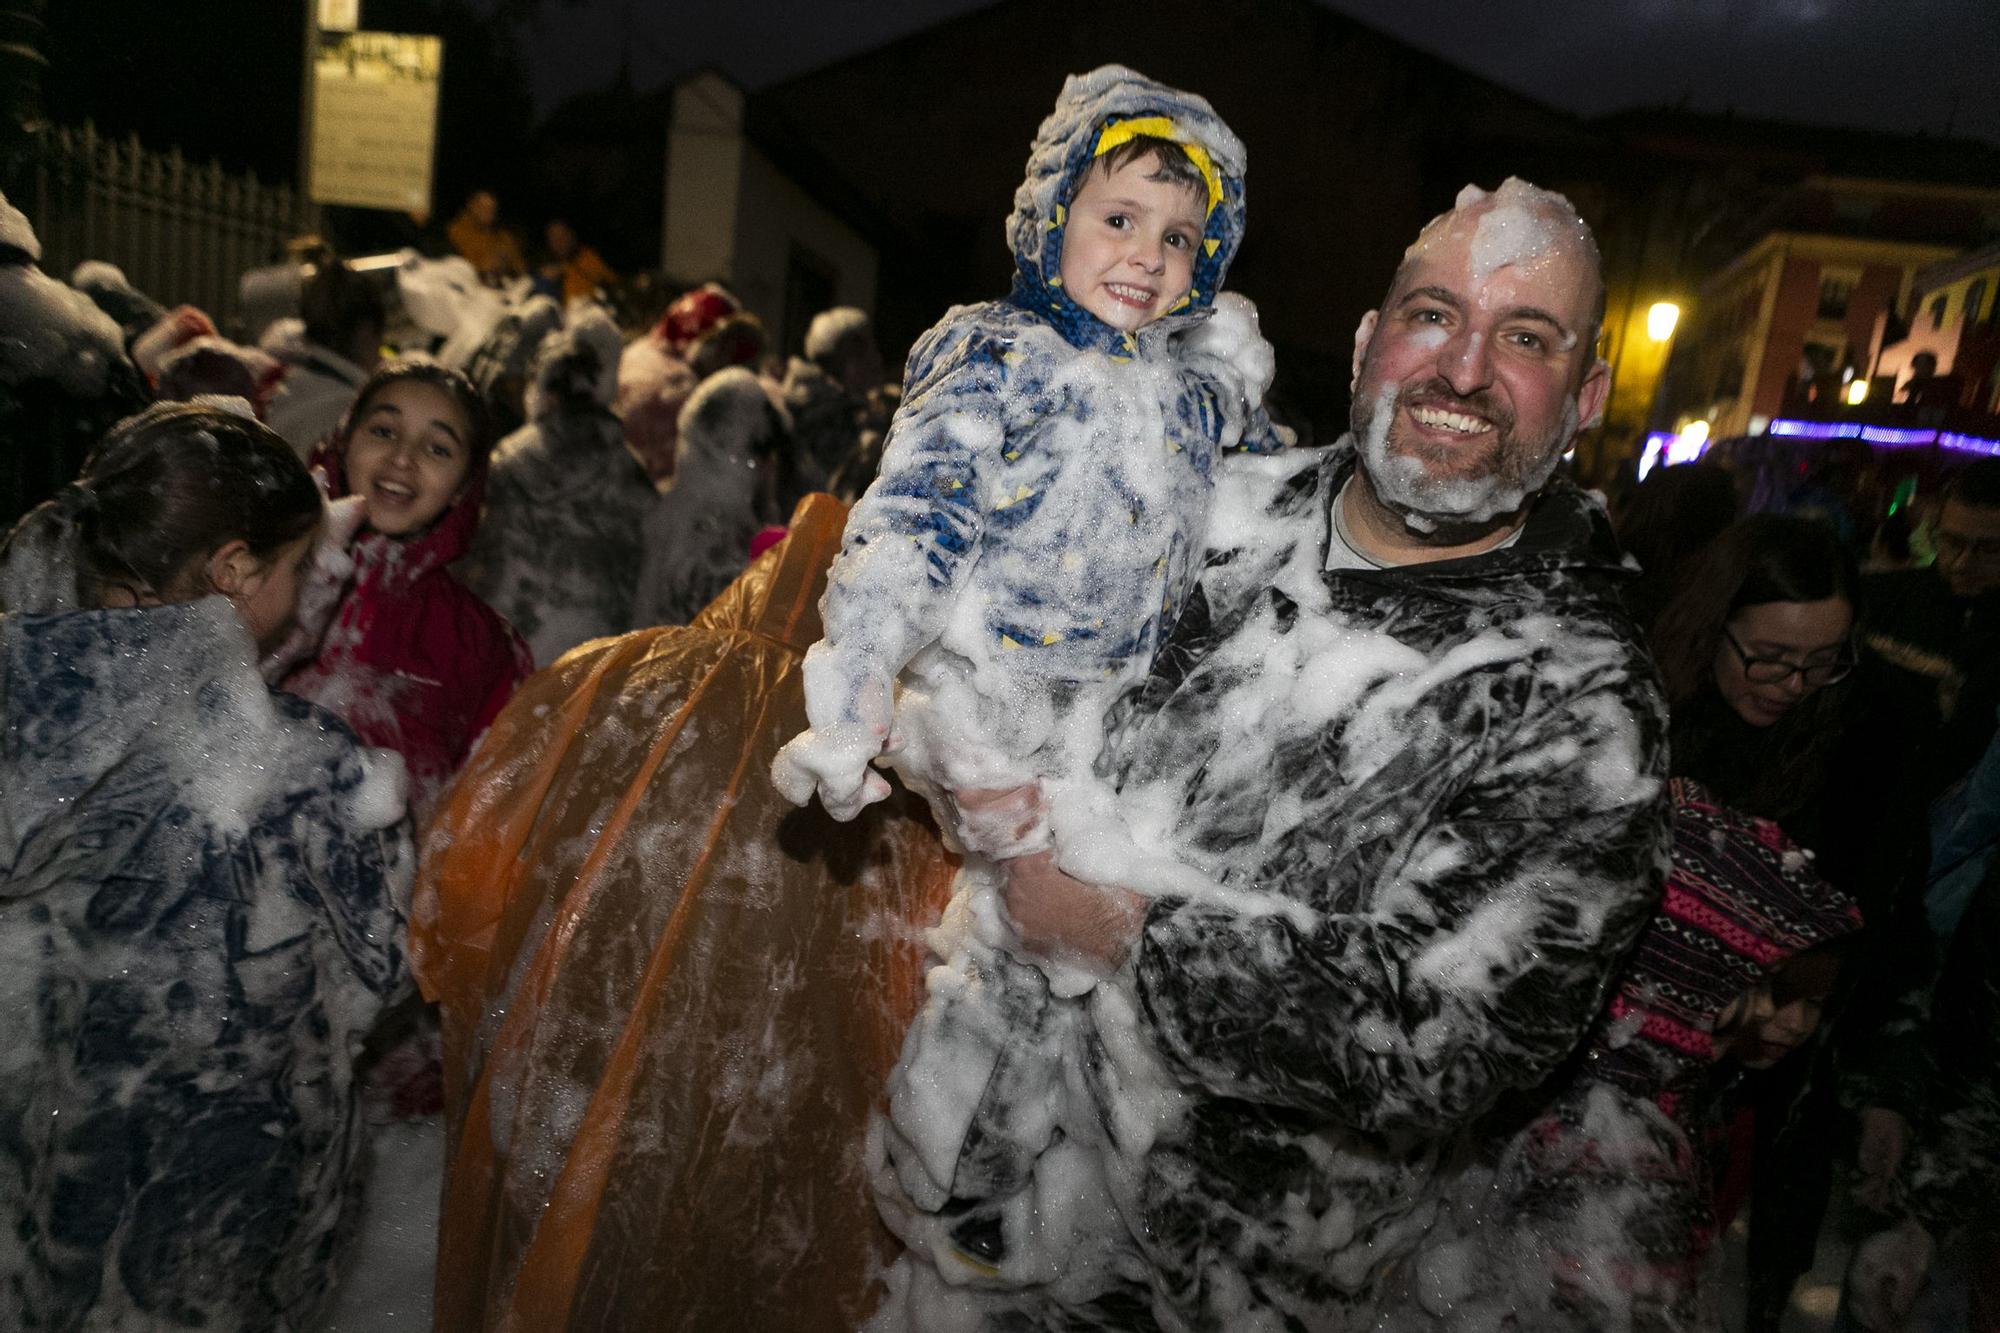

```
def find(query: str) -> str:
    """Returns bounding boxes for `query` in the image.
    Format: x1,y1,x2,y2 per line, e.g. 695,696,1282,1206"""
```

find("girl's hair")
1651,514,1860,820
341,358,496,463
1613,463,1740,628
63,402,321,606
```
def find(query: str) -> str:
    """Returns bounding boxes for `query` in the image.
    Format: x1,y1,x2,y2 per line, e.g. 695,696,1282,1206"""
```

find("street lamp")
1647,301,1681,342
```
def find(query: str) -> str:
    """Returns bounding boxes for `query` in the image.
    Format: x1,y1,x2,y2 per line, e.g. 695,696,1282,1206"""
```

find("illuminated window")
1931,294,1951,330
1967,280,1988,326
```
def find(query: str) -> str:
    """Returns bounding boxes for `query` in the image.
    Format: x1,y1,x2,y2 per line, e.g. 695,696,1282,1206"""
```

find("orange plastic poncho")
411,494,955,1332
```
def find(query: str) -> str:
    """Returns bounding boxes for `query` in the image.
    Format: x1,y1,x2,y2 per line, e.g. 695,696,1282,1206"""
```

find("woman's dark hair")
299,247,386,355
1943,457,2000,510
1614,463,1740,628
64,402,321,606
1652,514,1860,821
341,358,496,464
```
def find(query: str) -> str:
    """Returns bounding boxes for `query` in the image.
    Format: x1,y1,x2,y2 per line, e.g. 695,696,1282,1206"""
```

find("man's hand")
1853,1106,1911,1212
1000,850,1147,974
946,784,1048,859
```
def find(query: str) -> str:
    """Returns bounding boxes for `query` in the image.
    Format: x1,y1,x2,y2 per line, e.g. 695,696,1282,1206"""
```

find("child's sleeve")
772,319,1010,818
804,321,1011,732
1179,292,1292,456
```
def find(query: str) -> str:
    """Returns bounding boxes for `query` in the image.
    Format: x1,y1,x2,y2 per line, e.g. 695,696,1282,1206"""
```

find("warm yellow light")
1647,302,1681,342
1846,379,1869,406
1664,418,1711,465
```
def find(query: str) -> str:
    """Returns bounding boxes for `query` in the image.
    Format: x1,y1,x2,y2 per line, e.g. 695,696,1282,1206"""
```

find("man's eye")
1506,330,1547,352
1412,309,1447,325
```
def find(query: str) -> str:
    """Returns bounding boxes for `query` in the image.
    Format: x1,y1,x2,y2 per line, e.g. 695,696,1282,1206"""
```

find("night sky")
522,0,1999,144
39,0,2000,200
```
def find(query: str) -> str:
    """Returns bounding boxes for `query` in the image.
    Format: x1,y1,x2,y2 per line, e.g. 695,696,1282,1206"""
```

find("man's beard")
1351,377,1575,537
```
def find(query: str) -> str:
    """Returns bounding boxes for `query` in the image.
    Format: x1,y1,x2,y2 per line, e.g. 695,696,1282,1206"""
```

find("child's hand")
1845,1216,1933,1330
131,305,218,382
770,722,891,820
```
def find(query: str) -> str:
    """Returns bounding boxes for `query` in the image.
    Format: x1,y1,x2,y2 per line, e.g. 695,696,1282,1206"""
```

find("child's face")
227,528,317,654
344,380,475,537
1058,154,1205,334
1714,948,1843,1069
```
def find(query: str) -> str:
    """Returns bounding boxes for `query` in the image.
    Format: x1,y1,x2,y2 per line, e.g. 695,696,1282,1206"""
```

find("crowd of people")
0,60,1995,1333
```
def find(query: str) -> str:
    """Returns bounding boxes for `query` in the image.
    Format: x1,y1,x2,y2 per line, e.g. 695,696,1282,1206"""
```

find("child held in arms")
773,65,1289,1302
773,63,1284,862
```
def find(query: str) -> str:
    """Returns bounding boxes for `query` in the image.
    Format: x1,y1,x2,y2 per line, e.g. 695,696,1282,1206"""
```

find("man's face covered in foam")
1349,180,1610,532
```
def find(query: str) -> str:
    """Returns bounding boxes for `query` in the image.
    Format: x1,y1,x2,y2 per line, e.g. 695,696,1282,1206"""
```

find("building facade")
1869,240,2000,412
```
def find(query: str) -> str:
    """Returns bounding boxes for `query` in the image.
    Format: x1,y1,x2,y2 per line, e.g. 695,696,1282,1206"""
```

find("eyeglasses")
1723,629,1855,687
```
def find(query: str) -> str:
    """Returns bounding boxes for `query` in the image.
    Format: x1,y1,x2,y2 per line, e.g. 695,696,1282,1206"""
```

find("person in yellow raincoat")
411,493,956,1331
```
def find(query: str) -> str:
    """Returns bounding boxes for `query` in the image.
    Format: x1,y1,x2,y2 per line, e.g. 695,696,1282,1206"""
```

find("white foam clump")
804,306,872,365
1181,293,1276,428
398,250,505,345
1412,177,1596,292
1359,396,1579,531
0,247,129,399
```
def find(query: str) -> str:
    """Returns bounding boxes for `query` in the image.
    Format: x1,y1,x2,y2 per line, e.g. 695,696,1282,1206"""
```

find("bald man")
880,180,1671,1332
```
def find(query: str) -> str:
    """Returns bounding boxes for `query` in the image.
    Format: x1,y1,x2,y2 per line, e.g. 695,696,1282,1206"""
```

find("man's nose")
1438,326,1494,395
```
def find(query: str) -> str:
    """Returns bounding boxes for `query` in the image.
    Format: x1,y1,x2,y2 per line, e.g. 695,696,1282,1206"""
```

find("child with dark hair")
0,402,412,1329
768,65,1287,1307
283,357,533,823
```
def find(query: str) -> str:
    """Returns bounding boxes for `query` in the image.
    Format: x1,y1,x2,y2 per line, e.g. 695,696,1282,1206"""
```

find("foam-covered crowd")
1,63,1995,1333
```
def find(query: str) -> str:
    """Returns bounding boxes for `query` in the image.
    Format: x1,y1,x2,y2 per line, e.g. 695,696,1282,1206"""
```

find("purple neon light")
1940,432,2000,457
1766,419,2000,455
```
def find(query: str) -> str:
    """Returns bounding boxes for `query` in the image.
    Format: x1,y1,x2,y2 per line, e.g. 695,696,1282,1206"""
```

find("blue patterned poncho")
0,598,412,1331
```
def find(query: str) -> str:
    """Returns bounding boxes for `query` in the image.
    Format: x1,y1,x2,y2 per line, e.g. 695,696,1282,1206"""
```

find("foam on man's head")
1394,177,1606,354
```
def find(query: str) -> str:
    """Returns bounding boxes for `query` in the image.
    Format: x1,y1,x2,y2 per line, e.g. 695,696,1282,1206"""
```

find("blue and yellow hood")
1005,65,1247,354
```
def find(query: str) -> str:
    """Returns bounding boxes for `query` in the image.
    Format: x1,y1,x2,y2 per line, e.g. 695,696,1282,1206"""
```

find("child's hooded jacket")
284,438,533,823
806,65,1284,737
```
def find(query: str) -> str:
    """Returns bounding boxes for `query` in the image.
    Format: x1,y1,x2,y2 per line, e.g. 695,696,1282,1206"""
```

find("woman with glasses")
1652,514,1859,832
1645,514,1868,1332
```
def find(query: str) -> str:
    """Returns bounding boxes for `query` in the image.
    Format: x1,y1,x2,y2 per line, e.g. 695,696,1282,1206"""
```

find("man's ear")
1350,310,1379,389
204,539,261,597
1575,356,1611,432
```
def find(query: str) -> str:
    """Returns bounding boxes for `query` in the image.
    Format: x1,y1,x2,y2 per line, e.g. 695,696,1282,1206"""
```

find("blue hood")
1005,65,1248,354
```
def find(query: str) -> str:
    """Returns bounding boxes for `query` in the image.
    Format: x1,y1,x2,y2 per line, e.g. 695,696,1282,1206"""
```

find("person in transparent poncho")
768,65,1285,1290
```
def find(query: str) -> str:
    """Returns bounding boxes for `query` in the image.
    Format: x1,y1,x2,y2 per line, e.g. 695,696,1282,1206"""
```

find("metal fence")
13,121,304,330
